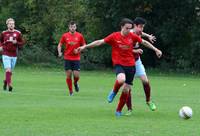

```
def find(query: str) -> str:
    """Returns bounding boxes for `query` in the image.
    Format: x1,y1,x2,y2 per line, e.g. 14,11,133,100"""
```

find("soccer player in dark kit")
0,18,25,92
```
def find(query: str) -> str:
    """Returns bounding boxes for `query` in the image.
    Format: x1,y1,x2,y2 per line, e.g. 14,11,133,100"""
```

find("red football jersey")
59,32,86,60
104,32,142,66
0,29,24,57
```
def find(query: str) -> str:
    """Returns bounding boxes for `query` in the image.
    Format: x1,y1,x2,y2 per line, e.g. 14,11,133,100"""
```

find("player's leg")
72,60,80,92
8,56,17,91
115,66,135,116
107,65,125,103
65,60,73,96
2,55,9,90
125,89,133,116
140,75,150,102
140,75,156,111
116,84,131,116
73,70,80,92
126,89,132,110
2,55,14,91
135,57,156,110
124,58,141,111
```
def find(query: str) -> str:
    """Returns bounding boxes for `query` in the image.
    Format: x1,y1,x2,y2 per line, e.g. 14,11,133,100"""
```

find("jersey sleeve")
80,34,86,46
104,33,115,46
0,33,3,47
17,33,25,48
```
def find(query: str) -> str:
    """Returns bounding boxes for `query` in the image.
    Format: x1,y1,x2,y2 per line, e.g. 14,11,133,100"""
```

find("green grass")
0,67,199,136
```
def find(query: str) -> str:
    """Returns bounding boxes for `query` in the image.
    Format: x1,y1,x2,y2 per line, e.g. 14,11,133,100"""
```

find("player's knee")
122,86,129,93
122,83,131,92
5,68,11,72
141,76,149,84
142,80,149,85
118,78,125,84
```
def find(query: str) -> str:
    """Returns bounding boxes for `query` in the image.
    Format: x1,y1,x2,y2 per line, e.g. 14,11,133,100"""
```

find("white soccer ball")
179,106,193,119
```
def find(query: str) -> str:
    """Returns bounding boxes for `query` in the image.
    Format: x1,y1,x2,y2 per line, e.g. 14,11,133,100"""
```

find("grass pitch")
0,67,199,136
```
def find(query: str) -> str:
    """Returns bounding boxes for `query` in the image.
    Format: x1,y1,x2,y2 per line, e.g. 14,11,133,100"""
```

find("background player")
57,21,86,96
0,18,25,92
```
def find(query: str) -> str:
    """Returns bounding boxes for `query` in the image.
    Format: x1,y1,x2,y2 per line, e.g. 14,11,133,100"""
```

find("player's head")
133,17,146,35
68,21,77,34
6,18,15,31
120,18,133,35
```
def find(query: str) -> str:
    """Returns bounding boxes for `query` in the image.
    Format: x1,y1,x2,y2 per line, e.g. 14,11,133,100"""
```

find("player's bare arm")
141,39,162,58
77,39,105,52
57,43,62,57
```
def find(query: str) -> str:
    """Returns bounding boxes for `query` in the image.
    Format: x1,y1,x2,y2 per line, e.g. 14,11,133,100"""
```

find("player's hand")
155,49,162,58
73,49,78,54
0,46,3,52
133,49,143,54
58,52,62,57
148,34,156,43
12,39,17,44
77,45,86,53
6,39,12,43
6,39,17,44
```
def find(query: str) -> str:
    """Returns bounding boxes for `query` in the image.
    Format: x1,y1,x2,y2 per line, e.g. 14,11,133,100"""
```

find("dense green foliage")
0,0,200,72
0,68,199,136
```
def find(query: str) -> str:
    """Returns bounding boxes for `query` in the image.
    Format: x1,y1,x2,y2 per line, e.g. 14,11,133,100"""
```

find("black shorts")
64,60,80,71
114,64,136,85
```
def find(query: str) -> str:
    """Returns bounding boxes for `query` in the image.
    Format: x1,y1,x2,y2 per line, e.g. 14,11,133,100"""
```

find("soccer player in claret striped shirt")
125,17,162,116
57,21,86,96
77,18,160,116
0,18,25,92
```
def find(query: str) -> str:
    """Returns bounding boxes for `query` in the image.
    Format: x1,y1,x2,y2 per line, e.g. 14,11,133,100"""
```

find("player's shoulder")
129,32,142,43
75,32,83,36
113,31,120,35
14,29,21,34
2,30,8,34
62,32,69,37
129,31,137,36
130,32,140,38
108,31,119,37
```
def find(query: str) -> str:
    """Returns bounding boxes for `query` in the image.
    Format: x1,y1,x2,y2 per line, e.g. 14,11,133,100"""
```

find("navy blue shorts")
64,60,80,71
114,64,136,85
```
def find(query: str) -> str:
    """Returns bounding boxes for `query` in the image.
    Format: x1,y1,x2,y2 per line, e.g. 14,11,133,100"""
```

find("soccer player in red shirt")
0,18,25,91
77,18,160,116
57,21,86,96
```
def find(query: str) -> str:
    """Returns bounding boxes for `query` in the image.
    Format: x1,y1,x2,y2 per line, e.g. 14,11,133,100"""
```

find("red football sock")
143,82,151,102
6,72,12,86
74,77,79,85
116,91,129,112
113,80,123,93
126,89,132,110
66,78,73,94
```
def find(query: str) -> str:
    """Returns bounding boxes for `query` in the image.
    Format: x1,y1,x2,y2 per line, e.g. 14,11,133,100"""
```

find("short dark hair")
119,18,133,27
133,17,146,25
68,21,76,26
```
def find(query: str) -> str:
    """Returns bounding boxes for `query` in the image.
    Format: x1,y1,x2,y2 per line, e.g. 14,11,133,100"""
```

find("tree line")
0,0,199,72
